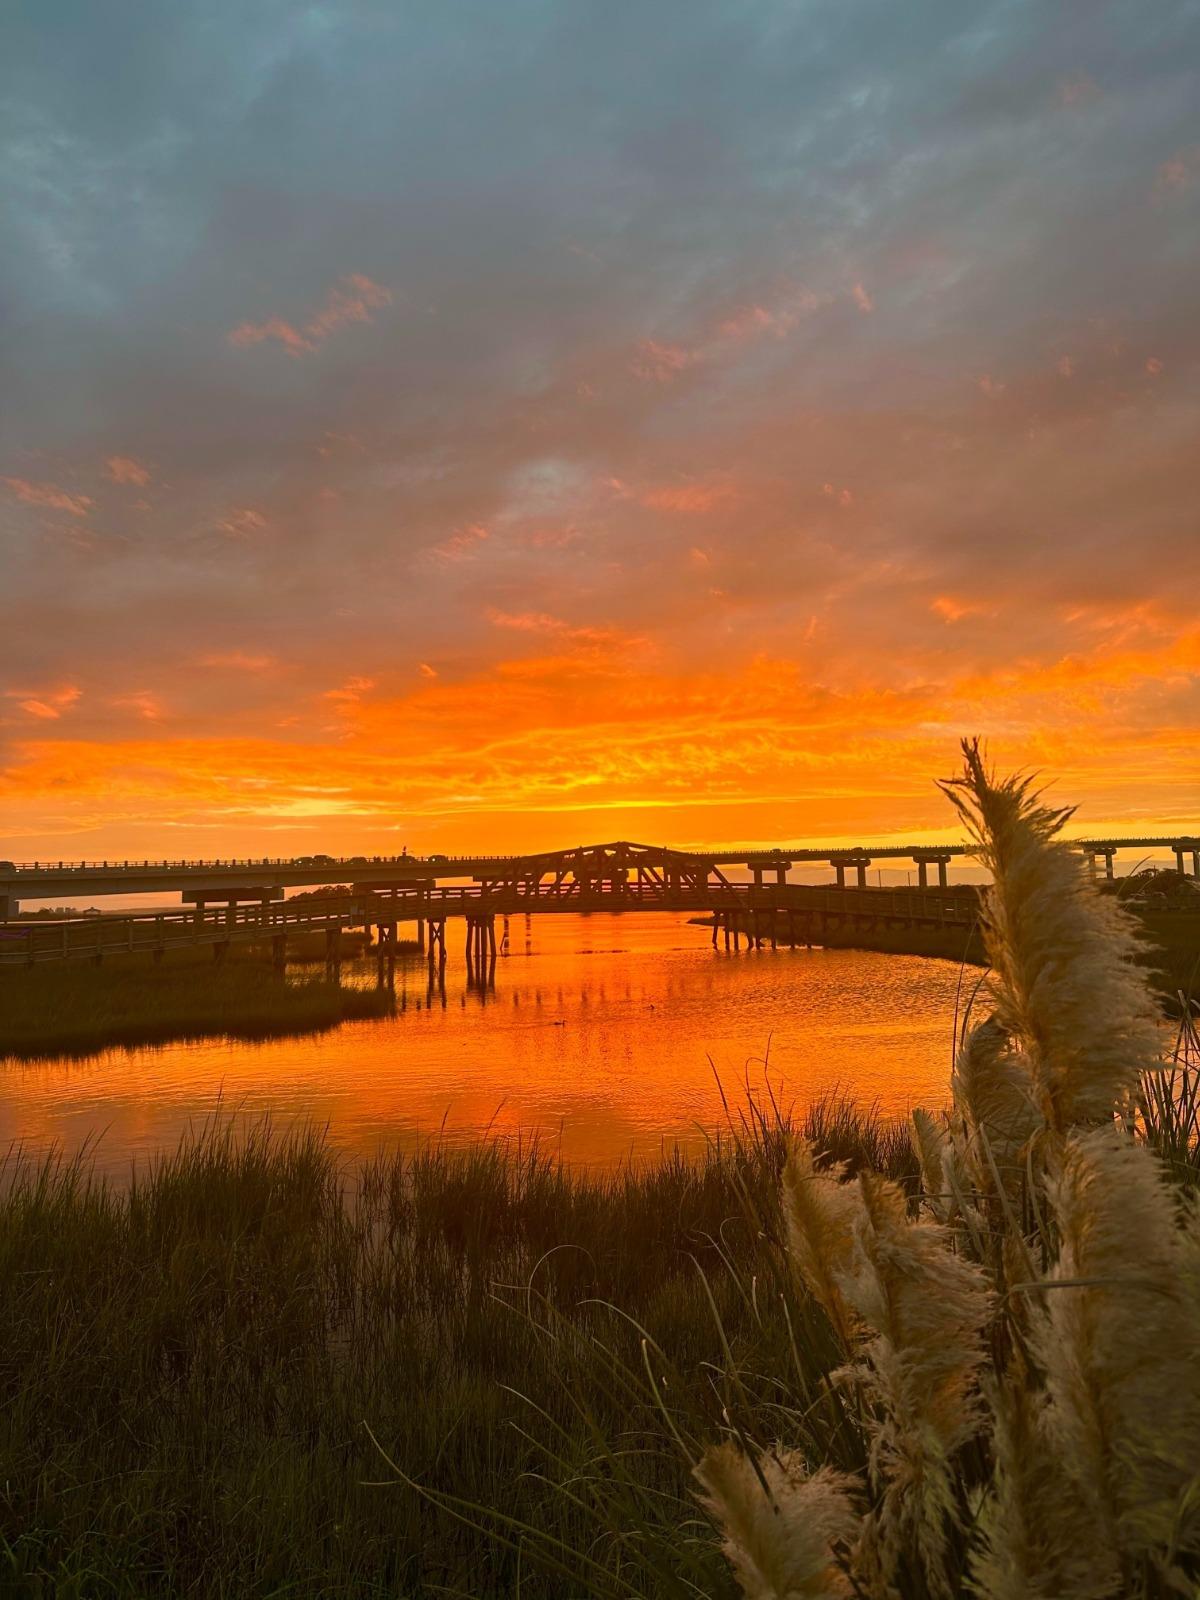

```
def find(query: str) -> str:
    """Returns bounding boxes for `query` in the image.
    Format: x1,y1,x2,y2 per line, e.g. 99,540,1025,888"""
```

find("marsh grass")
0,1069,1193,1597
0,948,392,1059
0,1095,915,1598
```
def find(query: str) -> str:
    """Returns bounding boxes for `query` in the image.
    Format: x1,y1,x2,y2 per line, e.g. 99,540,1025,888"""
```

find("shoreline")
0,952,397,1061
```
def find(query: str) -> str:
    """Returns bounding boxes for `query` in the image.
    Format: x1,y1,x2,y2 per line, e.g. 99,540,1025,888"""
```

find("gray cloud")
2,0,1198,740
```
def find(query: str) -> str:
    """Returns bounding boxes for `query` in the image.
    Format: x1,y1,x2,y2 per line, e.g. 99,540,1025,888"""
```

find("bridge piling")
324,926,342,982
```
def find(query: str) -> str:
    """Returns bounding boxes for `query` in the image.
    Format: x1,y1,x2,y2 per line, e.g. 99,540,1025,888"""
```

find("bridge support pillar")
856,861,868,888
1175,846,1186,875
1095,848,1116,880
1194,851,1200,879
916,853,951,888
0,893,18,922
833,862,846,888
324,926,342,981
375,923,396,989
415,917,425,953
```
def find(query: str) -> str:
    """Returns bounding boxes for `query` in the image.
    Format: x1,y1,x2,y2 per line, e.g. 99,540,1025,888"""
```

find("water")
0,913,968,1174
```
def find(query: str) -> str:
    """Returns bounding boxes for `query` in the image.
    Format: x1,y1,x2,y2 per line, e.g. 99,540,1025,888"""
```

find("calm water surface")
0,913,968,1174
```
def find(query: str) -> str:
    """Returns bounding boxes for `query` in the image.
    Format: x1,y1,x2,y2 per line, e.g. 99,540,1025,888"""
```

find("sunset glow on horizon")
4,3,1198,858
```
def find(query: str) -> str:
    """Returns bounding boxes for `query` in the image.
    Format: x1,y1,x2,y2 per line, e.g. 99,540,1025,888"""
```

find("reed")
0,1095,908,1597
694,742,1200,1600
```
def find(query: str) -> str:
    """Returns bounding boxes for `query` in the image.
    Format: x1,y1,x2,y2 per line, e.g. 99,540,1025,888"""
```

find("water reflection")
0,913,965,1175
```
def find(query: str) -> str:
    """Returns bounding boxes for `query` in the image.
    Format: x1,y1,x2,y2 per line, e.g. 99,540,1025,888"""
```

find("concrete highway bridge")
1,837,1197,975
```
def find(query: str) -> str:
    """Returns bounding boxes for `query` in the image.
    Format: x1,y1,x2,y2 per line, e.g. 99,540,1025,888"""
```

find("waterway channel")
0,912,971,1174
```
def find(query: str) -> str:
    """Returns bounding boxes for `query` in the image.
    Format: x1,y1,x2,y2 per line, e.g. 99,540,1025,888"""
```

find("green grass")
0,950,394,1059
0,1102,916,1599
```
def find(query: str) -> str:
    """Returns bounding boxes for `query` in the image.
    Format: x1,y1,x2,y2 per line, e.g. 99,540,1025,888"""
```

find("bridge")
3,831,1198,920
1,838,1197,976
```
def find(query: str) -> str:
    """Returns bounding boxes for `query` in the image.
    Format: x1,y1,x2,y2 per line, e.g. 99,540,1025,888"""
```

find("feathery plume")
694,1442,860,1599
911,1106,948,1213
839,1172,992,1597
941,740,1162,1132
951,1015,1042,1201
971,1362,1121,1600
781,1141,863,1348
1036,1129,1200,1569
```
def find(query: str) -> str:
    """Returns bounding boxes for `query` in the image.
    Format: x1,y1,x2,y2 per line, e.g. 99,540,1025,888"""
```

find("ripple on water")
0,913,966,1174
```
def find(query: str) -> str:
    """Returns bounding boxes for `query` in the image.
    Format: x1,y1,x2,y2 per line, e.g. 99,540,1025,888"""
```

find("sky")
2,0,1198,860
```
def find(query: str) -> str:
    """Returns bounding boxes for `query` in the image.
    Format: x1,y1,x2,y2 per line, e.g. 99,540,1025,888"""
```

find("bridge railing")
0,895,362,965
0,878,984,966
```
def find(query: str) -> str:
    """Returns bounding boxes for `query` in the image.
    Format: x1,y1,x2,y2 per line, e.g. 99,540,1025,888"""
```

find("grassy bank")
0,1103,913,1598
0,951,394,1059
3,1053,1194,1600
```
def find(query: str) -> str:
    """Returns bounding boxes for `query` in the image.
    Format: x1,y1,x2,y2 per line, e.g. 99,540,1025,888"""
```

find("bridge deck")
0,881,979,967
3,833,1197,907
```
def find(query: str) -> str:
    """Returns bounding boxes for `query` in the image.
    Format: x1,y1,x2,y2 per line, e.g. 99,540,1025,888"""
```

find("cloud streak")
228,274,393,356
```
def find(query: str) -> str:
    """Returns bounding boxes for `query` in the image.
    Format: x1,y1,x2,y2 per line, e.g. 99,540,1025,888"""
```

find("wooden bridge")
0,843,984,974
4,831,1198,922
1,840,1196,978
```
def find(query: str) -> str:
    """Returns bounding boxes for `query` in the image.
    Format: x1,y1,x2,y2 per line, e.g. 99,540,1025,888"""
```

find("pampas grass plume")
694,1443,859,1599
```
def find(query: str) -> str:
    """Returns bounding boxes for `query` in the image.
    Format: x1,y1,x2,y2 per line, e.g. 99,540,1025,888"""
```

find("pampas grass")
694,1446,859,1599
697,741,1200,1600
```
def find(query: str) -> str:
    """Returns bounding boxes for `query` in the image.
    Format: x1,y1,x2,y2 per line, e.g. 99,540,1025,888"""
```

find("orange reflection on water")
0,914,966,1175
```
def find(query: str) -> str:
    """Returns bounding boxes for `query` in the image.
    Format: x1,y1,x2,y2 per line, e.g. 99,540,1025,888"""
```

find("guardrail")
3,836,1196,877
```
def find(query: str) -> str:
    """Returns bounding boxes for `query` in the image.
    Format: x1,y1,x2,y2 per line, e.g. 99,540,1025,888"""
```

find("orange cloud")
630,338,694,382
112,691,164,721
1155,148,1199,193
323,676,377,710
228,274,392,355
717,287,821,342
931,596,984,623
639,481,736,514
852,282,874,313
218,507,268,537
198,652,276,672
430,523,489,562
5,684,82,720
1,623,1195,859
2,477,93,517
105,456,151,486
